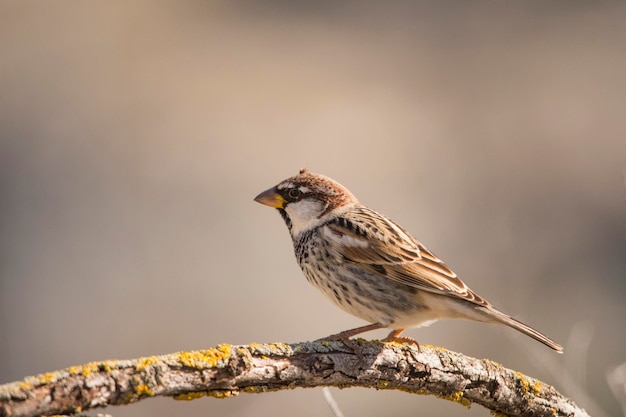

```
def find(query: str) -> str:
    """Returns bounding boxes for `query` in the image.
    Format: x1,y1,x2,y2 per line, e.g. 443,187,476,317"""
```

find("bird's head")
254,168,359,237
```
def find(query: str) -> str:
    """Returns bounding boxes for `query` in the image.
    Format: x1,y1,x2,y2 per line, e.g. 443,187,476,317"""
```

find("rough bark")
0,341,588,417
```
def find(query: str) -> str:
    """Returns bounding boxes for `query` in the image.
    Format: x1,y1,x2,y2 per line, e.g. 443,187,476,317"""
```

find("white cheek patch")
285,199,326,236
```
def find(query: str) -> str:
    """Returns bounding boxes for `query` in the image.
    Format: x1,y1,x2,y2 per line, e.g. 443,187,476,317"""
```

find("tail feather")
482,307,564,353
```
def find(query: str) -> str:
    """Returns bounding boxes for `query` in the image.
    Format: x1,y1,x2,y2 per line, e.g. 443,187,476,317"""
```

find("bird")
254,168,563,353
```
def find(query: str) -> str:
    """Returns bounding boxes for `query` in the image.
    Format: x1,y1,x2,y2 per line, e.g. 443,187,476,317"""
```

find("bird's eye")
288,189,301,200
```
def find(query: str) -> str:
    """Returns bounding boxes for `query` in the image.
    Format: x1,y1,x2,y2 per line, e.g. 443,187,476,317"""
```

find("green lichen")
318,340,333,348
247,342,293,356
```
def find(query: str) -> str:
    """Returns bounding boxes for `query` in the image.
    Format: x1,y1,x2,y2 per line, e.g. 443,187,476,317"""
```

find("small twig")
322,387,346,417
0,341,589,417
607,362,626,417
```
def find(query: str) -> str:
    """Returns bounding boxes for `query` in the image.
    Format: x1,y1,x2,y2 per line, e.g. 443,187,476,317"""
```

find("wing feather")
324,207,488,307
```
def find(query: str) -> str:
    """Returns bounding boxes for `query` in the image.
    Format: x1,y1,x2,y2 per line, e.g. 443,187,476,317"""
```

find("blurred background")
1,1,625,416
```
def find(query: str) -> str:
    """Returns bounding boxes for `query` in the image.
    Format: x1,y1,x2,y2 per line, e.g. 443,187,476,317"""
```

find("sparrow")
254,168,563,352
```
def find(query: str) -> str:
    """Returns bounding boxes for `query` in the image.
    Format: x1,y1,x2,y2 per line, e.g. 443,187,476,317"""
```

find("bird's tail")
481,306,564,353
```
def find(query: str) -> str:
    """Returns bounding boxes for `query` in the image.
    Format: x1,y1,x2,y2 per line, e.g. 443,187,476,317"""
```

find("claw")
318,333,363,354
382,329,421,353
316,323,385,355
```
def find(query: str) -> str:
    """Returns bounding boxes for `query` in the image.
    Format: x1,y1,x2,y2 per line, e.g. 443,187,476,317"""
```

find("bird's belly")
300,262,438,328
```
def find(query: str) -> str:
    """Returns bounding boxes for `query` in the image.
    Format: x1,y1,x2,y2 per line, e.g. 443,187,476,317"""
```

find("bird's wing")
324,207,488,307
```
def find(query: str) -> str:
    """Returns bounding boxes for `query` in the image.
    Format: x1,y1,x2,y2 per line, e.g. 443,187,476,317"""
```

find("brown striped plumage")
254,168,563,352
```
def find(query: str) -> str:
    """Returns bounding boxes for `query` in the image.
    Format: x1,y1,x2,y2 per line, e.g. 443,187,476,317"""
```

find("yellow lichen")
206,390,239,399
39,372,56,384
135,356,158,371
264,342,292,354
236,347,251,357
513,371,532,395
376,380,390,389
437,391,471,408
422,344,448,352
67,366,81,375
449,391,463,402
83,362,100,376
101,360,117,372
134,384,155,397
123,391,138,403
241,385,278,394
484,359,504,369
177,344,232,369
392,385,431,395
532,380,542,396
64,361,101,377
173,391,209,401
18,381,32,391
385,340,406,349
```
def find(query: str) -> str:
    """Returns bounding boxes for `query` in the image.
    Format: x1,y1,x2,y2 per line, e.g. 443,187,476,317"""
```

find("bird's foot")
316,323,385,354
382,329,422,353
317,331,363,354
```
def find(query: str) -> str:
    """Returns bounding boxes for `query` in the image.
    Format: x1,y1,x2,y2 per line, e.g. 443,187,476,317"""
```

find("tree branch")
0,341,588,417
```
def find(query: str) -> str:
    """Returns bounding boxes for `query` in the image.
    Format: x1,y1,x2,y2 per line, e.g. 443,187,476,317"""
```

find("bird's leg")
325,323,386,339
319,323,385,352
383,328,421,352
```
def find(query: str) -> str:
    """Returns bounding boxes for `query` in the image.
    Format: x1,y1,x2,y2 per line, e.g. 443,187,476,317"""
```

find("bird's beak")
254,187,285,208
